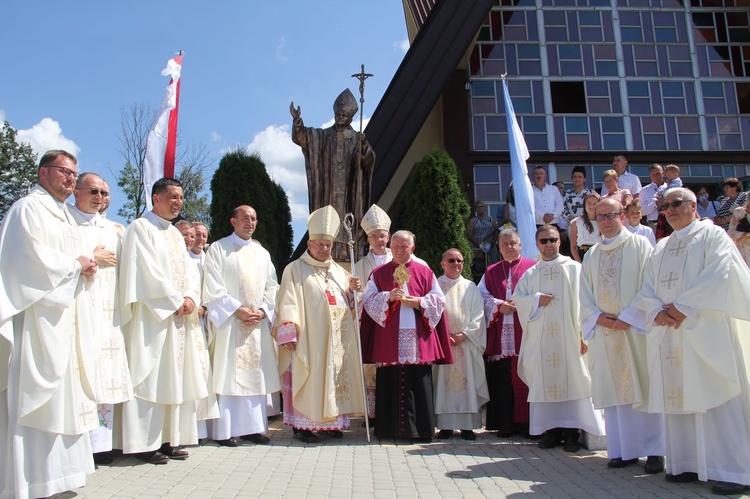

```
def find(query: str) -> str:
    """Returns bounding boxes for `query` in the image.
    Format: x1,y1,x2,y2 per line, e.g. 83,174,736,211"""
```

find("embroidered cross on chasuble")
538,264,569,401
656,233,696,413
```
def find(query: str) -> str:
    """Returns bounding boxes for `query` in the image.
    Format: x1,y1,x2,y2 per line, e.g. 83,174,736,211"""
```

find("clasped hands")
654,304,686,328
234,306,266,326
499,300,516,315
389,288,420,308
596,313,630,331
76,255,98,277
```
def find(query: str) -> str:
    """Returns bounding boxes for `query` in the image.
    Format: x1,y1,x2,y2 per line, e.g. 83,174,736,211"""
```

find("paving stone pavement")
70,417,748,498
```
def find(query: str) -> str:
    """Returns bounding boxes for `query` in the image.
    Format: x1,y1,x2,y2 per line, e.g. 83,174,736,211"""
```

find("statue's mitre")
308,205,340,241
333,89,358,117
361,204,391,236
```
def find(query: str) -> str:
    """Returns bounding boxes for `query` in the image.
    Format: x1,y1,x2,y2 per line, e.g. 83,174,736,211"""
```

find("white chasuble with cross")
634,220,750,415
514,256,592,403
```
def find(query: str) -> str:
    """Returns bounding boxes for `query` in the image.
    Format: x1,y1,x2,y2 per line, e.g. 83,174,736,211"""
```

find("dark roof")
366,0,494,202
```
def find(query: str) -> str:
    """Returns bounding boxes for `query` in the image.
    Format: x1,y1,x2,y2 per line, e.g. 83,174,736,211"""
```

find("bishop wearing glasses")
513,225,604,452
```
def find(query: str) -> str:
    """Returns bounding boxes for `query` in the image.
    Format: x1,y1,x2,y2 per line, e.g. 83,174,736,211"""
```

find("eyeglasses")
595,212,622,221
78,188,109,197
661,199,687,210
44,165,79,179
538,237,559,244
445,258,464,264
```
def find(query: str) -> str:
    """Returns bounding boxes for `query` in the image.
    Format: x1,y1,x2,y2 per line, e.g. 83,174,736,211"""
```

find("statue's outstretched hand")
289,102,301,121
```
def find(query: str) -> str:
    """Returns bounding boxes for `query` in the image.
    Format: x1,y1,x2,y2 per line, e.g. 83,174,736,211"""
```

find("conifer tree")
398,149,473,278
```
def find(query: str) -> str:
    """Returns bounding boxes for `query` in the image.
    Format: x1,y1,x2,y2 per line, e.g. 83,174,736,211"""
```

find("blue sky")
0,1,409,242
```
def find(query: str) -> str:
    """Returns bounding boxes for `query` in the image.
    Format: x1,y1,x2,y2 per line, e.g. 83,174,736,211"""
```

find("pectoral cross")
545,352,562,368
101,339,118,359
667,388,683,409
669,240,688,257
79,403,95,426
666,347,683,368
660,271,679,290
542,322,560,338
546,383,565,400
543,267,560,281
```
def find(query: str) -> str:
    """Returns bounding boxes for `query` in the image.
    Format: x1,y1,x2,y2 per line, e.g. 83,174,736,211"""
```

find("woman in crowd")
601,170,633,212
498,186,517,228
695,186,720,220
728,194,750,267
714,177,747,230
569,191,601,263
468,200,498,266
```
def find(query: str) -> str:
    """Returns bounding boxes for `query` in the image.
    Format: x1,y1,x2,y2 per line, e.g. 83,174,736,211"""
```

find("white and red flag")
143,53,182,211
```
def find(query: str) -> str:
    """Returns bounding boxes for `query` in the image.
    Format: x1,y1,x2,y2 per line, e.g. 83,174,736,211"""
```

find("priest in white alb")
203,205,279,446
353,204,393,421
633,188,750,495
434,248,489,440
116,177,208,464
0,150,99,498
69,172,133,466
580,198,665,474
513,225,604,452
273,206,365,443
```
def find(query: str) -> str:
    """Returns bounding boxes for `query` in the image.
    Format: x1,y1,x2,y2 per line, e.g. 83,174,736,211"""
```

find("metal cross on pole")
351,64,374,134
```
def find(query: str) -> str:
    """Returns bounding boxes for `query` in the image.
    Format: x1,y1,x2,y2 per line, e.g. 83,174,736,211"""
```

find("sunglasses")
79,188,109,196
446,258,464,264
538,237,559,244
658,199,687,211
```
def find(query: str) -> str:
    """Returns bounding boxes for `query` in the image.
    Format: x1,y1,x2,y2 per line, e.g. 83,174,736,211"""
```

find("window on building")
551,81,586,113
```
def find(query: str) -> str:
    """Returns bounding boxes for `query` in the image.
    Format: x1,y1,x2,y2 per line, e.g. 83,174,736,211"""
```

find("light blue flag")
502,77,538,260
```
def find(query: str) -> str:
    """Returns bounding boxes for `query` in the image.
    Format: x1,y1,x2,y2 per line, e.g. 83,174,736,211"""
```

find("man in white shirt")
638,164,666,230
532,167,564,229
602,154,642,197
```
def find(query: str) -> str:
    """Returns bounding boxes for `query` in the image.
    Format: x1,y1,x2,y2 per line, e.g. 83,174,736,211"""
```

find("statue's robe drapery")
273,252,365,430
0,185,97,498
580,230,665,461
633,220,750,484
116,211,208,453
433,275,489,430
513,256,604,436
203,234,280,439
69,205,133,454
478,257,536,433
292,121,375,260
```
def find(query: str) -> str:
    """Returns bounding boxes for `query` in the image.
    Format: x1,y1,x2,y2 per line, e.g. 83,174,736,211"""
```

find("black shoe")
460,430,476,441
665,472,699,483
712,482,748,495
294,429,319,443
216,438,240,447
241,433,270,444
93,451,114,465
436,429,452,440
135,451,169,465
644,456,665,474
563,439,581,452
608,457,639,469
159,443,189,460
537,430,563,449
317,429,343,438
411,436,433,444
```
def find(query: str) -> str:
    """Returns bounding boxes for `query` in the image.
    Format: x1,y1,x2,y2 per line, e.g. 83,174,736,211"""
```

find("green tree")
0,121,39,219
209,148,294,274
398,149,473,278
176,144,211,223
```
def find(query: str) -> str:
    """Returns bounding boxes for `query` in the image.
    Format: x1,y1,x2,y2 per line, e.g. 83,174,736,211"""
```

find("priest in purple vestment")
360,230,453,442
478,228,536,437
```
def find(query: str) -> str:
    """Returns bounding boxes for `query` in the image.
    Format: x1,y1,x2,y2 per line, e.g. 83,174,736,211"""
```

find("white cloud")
275,35,289,62
210,131,222,142
394,39,410,53
0,109,6,123
246,124,308,239
16,117,80,157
